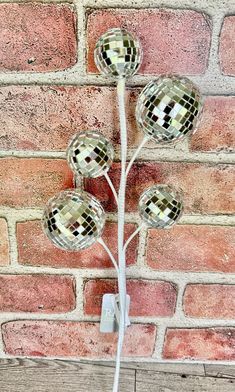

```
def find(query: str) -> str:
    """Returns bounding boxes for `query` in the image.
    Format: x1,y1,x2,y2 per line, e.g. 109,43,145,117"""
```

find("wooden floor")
0,358,235,391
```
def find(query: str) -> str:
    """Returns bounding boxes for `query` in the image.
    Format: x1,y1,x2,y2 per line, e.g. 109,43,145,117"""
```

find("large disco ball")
42,189,105,251
94,28,142,78
139,184,183,228
67,131,114,178
136,75,202,143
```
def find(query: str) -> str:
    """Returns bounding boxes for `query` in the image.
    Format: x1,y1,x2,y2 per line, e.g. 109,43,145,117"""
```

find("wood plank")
136,369,235,392
0,358,135,392
90,360,205,376
205,364,235,378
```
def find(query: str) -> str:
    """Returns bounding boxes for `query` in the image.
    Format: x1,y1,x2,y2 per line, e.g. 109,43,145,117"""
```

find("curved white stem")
113,76,127,392
97,238,119,274
123,224,143,253
104,172,118,205
126,135,149,177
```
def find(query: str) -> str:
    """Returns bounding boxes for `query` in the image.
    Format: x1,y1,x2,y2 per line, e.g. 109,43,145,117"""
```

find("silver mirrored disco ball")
67,131,114,178
139,185,183,228
94,28,142,78
136,75,202,143
42,189,106,251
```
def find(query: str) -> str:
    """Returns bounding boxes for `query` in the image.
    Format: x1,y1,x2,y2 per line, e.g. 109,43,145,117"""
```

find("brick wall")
0,0,234,363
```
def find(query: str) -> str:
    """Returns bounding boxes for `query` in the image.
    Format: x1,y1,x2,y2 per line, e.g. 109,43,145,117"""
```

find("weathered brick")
0,4,77,72
17,220,138,268
2,321,156,358
184,284,235,319
146,225,235,273
190,96,235,152
85,162,234,214
84,279,177,317
163,328,235,360
87,9,211,75
0,275,75,313
0,86,141,151
0,218,9,266
219,16,235,75
0,158,73,208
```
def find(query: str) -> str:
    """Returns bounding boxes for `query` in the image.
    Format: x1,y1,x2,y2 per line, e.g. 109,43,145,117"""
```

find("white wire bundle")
99,77,145,392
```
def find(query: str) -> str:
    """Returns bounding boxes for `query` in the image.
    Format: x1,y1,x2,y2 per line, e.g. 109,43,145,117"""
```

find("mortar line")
0,75,234,95
0,264,235,283
135,225,148,268
152,324,167,360
173,283,186,320
84,0,235,14
0,149,234,164
5,216,18,266
1,313,235,326
74,276,85,317
74,0,87,76
1,210,235,226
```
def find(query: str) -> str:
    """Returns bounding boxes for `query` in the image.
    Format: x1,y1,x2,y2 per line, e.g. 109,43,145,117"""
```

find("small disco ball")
42,189,105,251
136,75,202,143
67,131,114,178
94,28,142,78
139,185,183,228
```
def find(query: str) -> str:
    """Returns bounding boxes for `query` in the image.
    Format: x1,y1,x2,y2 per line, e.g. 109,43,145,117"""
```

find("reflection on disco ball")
136,75,202,143
139,184,183,228
94,28,142,78
67,131,114,178
42,189,105,251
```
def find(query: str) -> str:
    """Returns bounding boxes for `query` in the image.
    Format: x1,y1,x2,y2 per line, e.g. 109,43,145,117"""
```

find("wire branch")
104,171,118,205
126,135,150,177
123,224,143,253
98,238,119,273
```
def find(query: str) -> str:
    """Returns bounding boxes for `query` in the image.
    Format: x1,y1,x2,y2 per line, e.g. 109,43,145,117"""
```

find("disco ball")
136,75,202,143
94,28,142,78
42,189,106,251
139,185,183,228
67,131,114,178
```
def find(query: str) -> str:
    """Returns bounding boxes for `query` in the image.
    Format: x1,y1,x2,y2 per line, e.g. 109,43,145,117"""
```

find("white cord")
123,224,143,253
112,76,127,392
126,135,149,177
97,238,119,274
104,171,118,205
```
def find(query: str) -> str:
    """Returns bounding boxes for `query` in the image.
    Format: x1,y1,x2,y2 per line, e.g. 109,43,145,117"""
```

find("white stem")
113,76,127,392
104,172,118,205
123,224,143,253
97,238,119,274
126,135,149,177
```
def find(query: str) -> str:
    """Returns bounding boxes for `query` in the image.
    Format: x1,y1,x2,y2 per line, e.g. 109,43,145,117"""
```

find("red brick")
17,220,138,268
0,218,9,266
190,96,235,152
84,279,177,317
0,158,73,208
146,225,235,273
85,162,234,214
163,328,235,360
0,86,141,151
184,284,235,319
2,321,156,358
0,4,77,72
87,9,211,75
0,275,75,313
219,16,235,75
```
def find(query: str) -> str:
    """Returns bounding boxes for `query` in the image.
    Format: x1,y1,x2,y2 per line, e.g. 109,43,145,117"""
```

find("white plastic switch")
100,294,130,333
